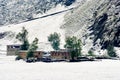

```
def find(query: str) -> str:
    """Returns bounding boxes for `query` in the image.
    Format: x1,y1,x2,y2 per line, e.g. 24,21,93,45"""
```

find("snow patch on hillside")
0,10,67,53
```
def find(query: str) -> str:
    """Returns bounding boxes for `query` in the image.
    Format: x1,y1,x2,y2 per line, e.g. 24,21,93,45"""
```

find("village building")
50,49,71,60
18,49,70,61
7,44,21,56
19,50,43,60
7,44,71,61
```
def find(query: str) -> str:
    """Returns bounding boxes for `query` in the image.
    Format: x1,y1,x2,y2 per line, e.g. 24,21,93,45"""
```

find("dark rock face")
0,32,7,39
90,13,108,43
90,0,120,49
64,0,76,6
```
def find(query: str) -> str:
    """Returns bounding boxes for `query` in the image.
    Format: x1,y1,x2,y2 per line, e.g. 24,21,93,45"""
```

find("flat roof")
7,44,21,46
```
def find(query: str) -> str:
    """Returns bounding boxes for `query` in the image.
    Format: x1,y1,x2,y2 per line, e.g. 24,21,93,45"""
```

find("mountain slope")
0,0,86,54
0,0,76,26
0,0,119,54
61,0,120,54
0,10,66,53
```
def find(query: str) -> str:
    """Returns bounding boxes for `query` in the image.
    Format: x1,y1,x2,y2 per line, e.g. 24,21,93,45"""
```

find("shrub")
27,38,39,61
88,50,94,56
48,32,60,50
64,36,82,60
107,45,117,57
16,27,30,50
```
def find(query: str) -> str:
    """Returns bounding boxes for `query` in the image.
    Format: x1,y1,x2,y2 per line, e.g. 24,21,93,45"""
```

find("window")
13,46,20,49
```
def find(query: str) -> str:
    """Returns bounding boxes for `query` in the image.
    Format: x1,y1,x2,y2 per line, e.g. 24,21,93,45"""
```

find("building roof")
19,50,44,53
51,49,69,52
7,44,21,46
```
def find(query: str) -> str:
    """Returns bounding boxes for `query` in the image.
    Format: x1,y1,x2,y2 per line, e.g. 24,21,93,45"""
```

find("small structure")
50,49,70,61
19,50,43,60
19,49,71,61
7,44,21,56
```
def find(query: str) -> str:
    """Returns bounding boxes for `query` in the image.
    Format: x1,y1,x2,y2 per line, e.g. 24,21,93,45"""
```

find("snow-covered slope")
0,0,86,54
0,11,66,53
0,0,79,26
0,0,119,55
61,0,120,54
62,0,108,54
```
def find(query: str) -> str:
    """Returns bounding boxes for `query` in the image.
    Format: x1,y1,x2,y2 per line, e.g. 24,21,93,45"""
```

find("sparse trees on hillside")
48,32,60,50
16,27,29,50
107,45,117,57
16,27,39,61
64,36,82,60
88,50,94,56
27,38,39,60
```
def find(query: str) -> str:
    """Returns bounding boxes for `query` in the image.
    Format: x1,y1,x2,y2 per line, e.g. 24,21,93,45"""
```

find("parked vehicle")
41,57,51,62
77,56,95,61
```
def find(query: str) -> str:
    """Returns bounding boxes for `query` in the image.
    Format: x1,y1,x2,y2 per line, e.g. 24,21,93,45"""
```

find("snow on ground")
0,56,120,80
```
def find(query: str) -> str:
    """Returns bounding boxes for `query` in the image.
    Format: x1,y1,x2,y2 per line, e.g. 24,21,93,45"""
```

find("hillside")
61,0,120,54
0,10,66,53
0,0,86,54
0,0,119,55
0,0,77,26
